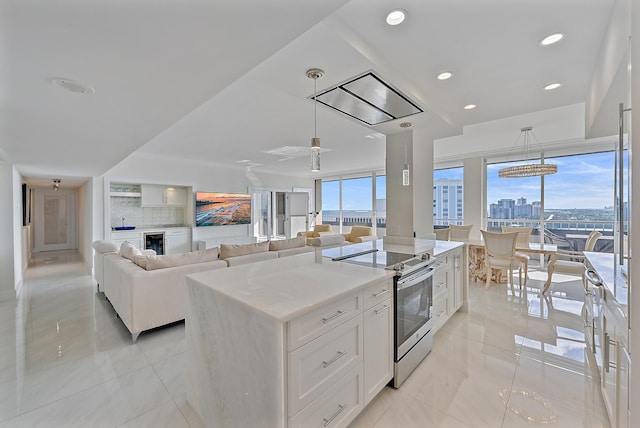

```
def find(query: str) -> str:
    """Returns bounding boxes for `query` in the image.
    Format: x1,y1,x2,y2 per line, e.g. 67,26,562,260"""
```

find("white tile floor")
0,251,610,427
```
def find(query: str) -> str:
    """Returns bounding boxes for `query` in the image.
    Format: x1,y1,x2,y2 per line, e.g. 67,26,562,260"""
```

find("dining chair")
434,227,450,241
449,224,473,242
481,230,523,294
542,230,602,294
501,226,533,287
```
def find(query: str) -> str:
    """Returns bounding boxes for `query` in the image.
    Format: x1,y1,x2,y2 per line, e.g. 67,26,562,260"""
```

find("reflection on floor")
0,251,610,427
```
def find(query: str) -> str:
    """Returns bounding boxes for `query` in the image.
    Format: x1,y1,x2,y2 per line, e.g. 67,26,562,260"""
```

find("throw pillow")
120,241,143,261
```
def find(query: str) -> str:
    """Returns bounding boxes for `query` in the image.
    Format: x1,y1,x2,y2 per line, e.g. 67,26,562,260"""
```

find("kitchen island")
185,239,465,427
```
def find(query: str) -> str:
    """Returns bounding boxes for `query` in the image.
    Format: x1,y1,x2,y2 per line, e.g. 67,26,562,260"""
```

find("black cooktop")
332,249,418,269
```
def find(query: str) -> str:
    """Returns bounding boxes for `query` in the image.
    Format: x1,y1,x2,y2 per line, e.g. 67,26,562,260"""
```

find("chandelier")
498,127,558,178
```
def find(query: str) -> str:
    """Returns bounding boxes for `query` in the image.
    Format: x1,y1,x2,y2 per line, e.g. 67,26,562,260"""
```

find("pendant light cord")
314,76,317,138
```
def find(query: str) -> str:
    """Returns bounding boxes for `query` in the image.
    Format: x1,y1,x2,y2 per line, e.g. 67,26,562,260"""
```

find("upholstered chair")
449,224,473,242
542,230,602,294
297,224,334,245
342,226,376,243
434,227,450,241
501,226,533,287
481,230,525,294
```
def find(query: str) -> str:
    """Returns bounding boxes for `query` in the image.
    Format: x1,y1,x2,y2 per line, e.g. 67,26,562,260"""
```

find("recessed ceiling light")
544,82,562,90
464,104,476,110
437,72,453,80
539,33,564,46
50,78,94,94
386,9,406,26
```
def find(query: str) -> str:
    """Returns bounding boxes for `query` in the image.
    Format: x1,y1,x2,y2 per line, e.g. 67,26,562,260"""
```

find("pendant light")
307,68,324,172
498,127,558,178
400,122,411,186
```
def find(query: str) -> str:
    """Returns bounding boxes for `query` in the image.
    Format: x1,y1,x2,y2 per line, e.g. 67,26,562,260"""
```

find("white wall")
101,153,314,244
77,179,93,270
0,164,18,301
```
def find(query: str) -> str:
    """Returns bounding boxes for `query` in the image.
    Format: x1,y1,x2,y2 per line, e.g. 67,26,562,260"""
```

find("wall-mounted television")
195,192,251,227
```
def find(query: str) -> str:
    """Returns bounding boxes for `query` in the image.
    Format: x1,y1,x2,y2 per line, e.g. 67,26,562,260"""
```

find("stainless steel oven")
325,245,436,388
393,263,434,387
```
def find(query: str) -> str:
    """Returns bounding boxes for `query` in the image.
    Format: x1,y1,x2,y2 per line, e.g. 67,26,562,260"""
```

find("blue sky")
322,151,620,211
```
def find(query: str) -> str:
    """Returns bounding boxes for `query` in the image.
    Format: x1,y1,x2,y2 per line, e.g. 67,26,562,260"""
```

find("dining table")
465,240,558,284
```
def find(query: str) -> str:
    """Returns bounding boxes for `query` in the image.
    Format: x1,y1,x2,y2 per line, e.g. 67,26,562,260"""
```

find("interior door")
34,188,77,252
285,192,309,238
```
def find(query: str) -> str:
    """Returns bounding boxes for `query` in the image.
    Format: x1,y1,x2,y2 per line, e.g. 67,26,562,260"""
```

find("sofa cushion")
120,241,143,261
310,234,346,247
269,236,306,251
220,241,269,259
93,240,119,254
138,247,221,271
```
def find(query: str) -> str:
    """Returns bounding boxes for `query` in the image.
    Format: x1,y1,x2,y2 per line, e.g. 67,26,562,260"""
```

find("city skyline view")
322,150,619,213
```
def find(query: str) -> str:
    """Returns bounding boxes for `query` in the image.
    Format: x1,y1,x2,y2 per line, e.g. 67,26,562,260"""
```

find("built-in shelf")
109,192,141,198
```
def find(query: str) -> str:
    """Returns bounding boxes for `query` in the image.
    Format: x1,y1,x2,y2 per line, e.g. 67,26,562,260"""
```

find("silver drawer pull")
437,310,446,318
322,310,345,324
323,403,347,426
437,282,446,288
322,351,346,368
373,289,389,298
374,304,390,315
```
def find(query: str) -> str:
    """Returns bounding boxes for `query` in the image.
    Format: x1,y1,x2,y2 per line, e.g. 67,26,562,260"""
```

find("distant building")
489,197,540,219
433,179,463,223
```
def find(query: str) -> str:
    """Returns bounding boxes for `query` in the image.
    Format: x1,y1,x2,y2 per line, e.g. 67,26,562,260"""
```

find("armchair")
542,230,602,294
297,224,334,245
342,226,376,243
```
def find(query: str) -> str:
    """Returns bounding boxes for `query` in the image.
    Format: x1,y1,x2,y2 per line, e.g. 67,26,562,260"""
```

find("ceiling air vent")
313,71,423,126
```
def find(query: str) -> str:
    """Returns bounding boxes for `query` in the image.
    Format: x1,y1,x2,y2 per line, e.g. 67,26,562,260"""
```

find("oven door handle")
396,270,433,291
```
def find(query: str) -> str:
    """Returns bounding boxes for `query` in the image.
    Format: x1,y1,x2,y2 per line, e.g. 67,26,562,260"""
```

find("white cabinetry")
164,228,191,254
363,279,393,404
141,185,187,207
433,246,465,333
187,270,393,428
109,230,142,251
287,288,366,427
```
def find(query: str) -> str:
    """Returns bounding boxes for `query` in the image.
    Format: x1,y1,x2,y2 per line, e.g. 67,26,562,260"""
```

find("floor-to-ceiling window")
487,151,616,252
433,167,463,226
320,172,384,235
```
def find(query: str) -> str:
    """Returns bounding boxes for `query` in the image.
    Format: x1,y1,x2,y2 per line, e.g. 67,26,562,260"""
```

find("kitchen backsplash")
111,197,185,228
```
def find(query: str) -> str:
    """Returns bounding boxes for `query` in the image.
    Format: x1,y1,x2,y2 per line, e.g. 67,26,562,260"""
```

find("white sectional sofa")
94,236,314,343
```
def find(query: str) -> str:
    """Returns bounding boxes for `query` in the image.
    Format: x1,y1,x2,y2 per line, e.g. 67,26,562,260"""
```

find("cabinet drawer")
289,364,364,428
288,292,362,351
433,295,448,330
288,315,363,416
363,278,392,310
433,270,448,300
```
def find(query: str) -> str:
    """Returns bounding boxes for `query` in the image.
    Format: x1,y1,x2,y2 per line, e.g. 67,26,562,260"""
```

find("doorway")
250,188,310,241
33,188,77,252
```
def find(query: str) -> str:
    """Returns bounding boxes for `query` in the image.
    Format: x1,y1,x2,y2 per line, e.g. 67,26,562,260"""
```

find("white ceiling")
0,0,616,189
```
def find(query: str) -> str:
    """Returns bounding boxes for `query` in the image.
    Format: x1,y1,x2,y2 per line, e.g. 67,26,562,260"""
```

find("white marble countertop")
584,252,628,309
186,238,464,323
186,251,392,323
